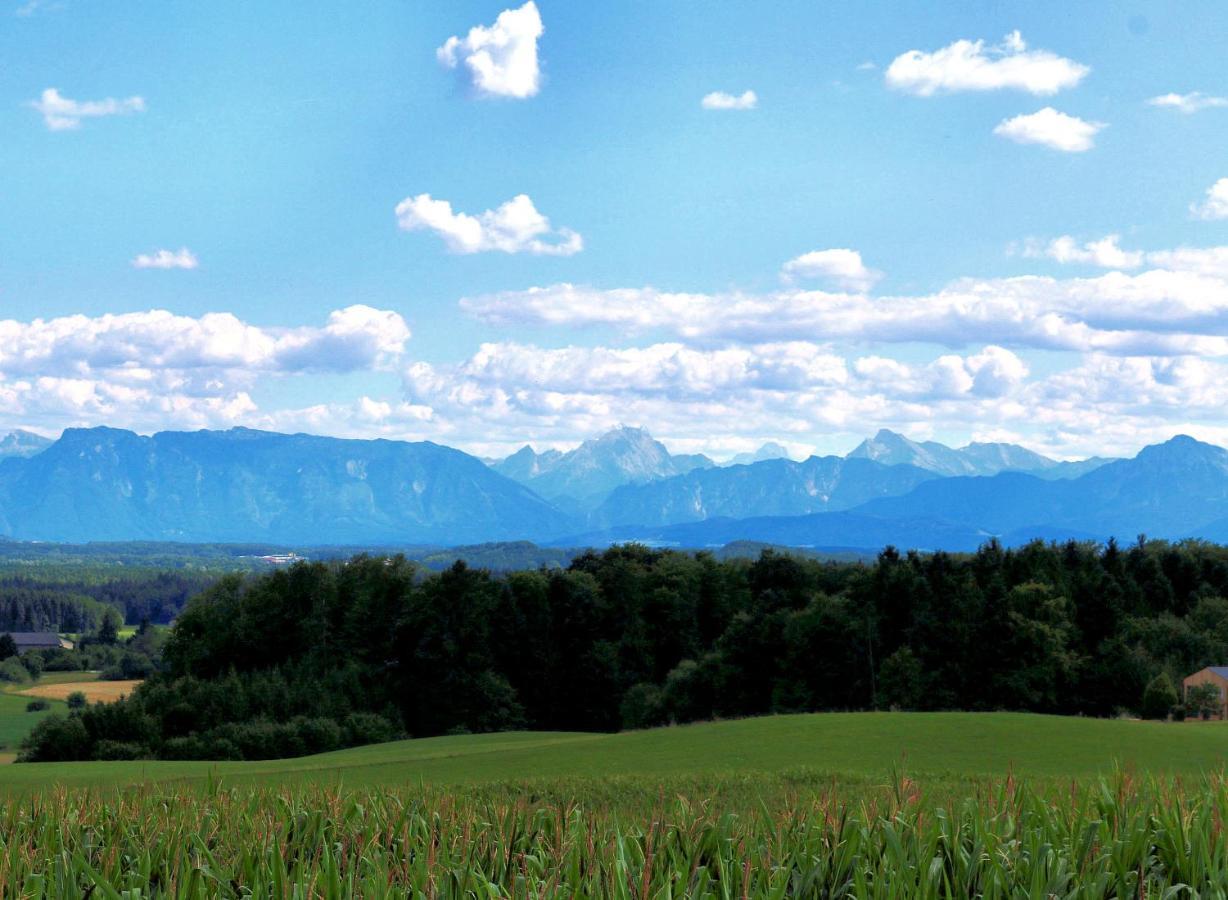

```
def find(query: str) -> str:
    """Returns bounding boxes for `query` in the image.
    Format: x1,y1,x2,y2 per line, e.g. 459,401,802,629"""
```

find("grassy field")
4,711,1228,792
5,715,1228,894
0,690,64,759
0,670,92,759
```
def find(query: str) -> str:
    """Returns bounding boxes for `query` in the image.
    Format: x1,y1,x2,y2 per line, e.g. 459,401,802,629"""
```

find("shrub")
92,740,144,761
41,649,83,672
1172,704,1187,722
65,691,88,710
292,716,343,755
159,735,206,760
18,714,90,762
1187,683,1222,721
620,683,667,730
25,699,50,712
20,652,44,679
99,665,126,681
120,652,155,679
342,712,398,747
1142,672,1179,720
0,657,30,684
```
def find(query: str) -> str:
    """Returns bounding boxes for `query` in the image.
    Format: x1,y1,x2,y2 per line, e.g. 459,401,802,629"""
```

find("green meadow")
5,714,1228,896
4,712,1228,792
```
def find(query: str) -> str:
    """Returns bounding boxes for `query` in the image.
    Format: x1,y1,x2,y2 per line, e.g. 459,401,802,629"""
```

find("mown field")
4,713,1228,895
4,711,1228,791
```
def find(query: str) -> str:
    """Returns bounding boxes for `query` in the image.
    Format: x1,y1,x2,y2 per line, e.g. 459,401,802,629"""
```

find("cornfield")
2,770,1228,897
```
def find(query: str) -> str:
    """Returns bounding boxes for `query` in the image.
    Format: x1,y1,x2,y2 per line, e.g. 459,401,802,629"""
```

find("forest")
19,538,1228,762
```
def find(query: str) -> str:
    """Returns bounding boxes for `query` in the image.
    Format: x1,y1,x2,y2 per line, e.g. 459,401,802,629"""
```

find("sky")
2,1,1228,460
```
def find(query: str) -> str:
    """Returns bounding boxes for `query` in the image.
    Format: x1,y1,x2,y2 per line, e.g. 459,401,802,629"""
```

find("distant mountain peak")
729,442,791,466
0,429,54,460
491,425,712,510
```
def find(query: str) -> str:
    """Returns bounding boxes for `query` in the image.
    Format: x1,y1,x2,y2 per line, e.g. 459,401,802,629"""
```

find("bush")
92,740,144,761
25,699,50,712
120,652,155,679
1172,704,1187,722
620,683,667,730
0,657,30,684
159,735,206,760
18,714,90,762
1142,672,1179,720
341,712,398,747
292,716,343,755
65,691,88,710
41,649,83,672
99,665,126,681
1187,683,1222,721
20,652,44,679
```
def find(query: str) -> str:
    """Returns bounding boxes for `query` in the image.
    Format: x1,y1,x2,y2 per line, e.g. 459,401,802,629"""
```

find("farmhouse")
1183,667,1228,719
2,632,74,654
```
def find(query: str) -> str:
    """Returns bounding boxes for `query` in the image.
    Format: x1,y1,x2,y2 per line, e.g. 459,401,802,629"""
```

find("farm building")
2,632,74,654
1183,667,1228,719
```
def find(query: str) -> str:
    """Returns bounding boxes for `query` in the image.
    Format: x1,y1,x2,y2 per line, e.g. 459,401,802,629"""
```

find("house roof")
2,632,66,646
1209,667,1228,680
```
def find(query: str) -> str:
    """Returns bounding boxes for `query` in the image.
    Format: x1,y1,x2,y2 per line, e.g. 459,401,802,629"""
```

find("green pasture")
4,712,1228,792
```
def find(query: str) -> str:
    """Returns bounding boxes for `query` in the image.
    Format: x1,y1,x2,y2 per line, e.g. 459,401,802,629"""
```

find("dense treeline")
21,539,1228,761
0,571,213,628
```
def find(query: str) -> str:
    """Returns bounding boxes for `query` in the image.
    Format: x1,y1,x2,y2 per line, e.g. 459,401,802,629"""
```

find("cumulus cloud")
29,87,145,130
0,307,411,437
701,90,757,110
436,1,543,99
132,248,199,270
0,306,408,380
461,265,1228,357
1027,234,1143,269
1191,178,1228,220
886,31,1088,96
1148,92,1228,114
395,193,582,256
781,248,882,290
993,107,1104,152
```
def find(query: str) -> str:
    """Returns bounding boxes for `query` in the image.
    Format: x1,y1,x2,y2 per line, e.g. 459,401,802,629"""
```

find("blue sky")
2,1,1227,459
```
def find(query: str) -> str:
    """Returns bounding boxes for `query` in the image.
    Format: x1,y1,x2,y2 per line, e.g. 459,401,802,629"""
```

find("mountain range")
0,427,569,544
490,426,713,512
0,424,1220,552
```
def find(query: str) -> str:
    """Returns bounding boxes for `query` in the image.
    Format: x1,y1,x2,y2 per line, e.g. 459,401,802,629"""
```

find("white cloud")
701,90,757,110
460,263,1228,358
1148,92,1228,114
132,248,199,270
0,306,409,379
1029,235,1143,269
993,107,1104,152
1191,178,1228,220
886,31,1088,97
395,192,582,256
436,1,543,99
781,248,882,290
29,87,145,131
0,307,411,436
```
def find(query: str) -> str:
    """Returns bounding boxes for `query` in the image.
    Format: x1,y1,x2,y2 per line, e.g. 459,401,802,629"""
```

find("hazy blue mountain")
491,426,713,511
492,445,564,482
0,430,53,459
554,511,994,553
591,456,939,528
853,435,1228,541
727,442,790,466
0,427,573,544
846,429,1107,479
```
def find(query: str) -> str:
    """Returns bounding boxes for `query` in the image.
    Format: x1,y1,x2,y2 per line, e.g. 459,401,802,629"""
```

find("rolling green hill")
5,712,1228,792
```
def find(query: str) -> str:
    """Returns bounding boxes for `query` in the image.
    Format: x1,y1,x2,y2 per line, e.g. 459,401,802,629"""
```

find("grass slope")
5,711,1228,791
